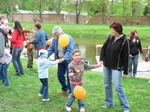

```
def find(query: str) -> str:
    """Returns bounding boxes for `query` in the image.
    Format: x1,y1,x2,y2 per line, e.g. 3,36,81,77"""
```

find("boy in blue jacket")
37,49,60,101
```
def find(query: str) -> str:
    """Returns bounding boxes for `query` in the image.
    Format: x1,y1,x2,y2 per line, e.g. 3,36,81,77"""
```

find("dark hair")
14,21,23,34
35,23,41,29
72,49,80,56
110,22,123,34
130,30,138,39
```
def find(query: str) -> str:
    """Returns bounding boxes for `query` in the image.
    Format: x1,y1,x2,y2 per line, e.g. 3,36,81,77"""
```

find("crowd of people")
0,17,150,112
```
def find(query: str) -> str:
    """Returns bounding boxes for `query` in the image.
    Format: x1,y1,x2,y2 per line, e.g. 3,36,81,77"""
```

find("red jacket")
9,30,26,48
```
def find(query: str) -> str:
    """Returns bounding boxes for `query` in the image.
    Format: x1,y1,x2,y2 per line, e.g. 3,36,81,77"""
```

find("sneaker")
65,106,71,112
38,93,43,96
123,110,130,112
80,108,85,112
101,105,111,108
57,91,68,94
42,98,49,101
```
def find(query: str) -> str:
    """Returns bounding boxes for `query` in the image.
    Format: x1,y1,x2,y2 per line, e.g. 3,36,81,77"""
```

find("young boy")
65,49,100,112
0,46,12,86
37,49,60,101
25,32,35,70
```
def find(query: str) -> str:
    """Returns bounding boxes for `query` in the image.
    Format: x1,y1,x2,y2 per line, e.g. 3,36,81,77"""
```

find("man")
47,26,76,94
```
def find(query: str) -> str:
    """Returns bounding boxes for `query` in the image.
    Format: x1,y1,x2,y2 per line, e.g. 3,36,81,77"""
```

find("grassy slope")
0,60,150,112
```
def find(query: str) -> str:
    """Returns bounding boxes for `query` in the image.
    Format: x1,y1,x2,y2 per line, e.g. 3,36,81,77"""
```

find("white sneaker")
80,108,85,112
38,93,43,96
65,106,71,112
123,110,130,112
42,98,49,101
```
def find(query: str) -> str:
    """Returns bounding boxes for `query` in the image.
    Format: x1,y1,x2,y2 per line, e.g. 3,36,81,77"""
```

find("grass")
0,60,150,112
8,22,150,47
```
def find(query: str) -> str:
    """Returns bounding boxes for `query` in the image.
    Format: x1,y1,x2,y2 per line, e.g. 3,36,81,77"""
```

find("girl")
37,49,60,101
65,49,100,112
128,30,143,77
9,21,26,75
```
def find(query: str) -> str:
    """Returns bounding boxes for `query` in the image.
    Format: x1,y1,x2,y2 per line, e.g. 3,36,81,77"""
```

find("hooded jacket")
100,35,129,75
37,50,58,79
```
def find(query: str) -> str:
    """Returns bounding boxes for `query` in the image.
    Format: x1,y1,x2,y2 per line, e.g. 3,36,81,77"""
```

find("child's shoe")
80,108,85,112
65,106,71,112
38,93,43,96
42,98,49,101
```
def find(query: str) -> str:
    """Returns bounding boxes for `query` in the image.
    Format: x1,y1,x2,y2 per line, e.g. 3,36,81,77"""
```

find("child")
37,49,59,101
145,46,150,83
25,32,35,70
65,49,100,112
0,46,12,86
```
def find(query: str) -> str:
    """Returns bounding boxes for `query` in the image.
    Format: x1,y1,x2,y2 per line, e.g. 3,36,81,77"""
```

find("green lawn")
9,22,150,45
0,60,150,112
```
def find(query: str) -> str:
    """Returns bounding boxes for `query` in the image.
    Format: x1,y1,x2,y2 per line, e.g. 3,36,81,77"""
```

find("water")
76,42,148,64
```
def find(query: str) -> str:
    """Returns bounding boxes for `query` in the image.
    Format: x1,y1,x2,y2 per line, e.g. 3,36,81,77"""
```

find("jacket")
128,37,143,56
100,35,129,74
47,34,76,61
9,30,26,47
29,30,48,49
0,33,5,58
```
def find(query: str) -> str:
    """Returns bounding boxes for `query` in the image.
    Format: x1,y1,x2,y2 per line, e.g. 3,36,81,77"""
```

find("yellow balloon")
58,35,69,47
73,85,86,99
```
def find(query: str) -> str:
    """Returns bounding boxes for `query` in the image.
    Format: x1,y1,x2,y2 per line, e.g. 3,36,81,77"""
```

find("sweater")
0,48,12,65
9,30,26,47
100,35,129,75
68,59,99,84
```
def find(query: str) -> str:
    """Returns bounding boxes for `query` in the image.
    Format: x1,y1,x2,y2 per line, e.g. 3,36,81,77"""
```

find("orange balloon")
58,35,69,47
73,85,86,99
46,40,52,46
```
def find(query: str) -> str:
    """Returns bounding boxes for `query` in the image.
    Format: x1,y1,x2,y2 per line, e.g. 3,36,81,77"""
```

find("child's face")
72,52,81,61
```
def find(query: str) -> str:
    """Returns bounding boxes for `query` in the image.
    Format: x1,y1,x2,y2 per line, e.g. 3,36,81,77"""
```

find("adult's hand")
98,61,103,67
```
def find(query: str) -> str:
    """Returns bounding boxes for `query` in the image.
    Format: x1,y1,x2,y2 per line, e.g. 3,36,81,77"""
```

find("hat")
39,49,48,58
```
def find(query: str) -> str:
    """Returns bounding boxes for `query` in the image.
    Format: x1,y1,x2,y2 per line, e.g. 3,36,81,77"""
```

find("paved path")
91,61,150,79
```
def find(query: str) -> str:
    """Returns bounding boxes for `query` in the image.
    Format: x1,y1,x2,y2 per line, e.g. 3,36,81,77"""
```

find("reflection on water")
76,43,147,64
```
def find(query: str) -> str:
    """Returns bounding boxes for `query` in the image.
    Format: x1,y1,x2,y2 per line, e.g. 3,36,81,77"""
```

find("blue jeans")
0,64,9,85
128,54,139,76
39,78,48,99
103,66,130,111
12,47,24,74
58,61,71,92
66,83,85,109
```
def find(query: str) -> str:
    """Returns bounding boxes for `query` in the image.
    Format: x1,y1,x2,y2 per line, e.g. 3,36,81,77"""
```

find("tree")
48,0,66,15
0,0,20,21
25,0,48,22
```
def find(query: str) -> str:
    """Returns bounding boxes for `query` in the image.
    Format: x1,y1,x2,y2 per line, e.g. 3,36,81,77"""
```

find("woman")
9,21,26,75
28,23,48,58
128,30,143,77
99,22,130,112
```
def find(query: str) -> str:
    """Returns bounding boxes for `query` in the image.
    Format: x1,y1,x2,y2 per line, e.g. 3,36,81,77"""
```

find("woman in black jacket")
128,30,143,77
99,22,130,112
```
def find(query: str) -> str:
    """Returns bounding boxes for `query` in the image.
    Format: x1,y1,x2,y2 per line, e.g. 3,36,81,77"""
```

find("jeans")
128,54,139,77
66,83,85,109
58,61,71,92
0,64,9,85
39,78,48,99
103,66,130,111
12,47,24,74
